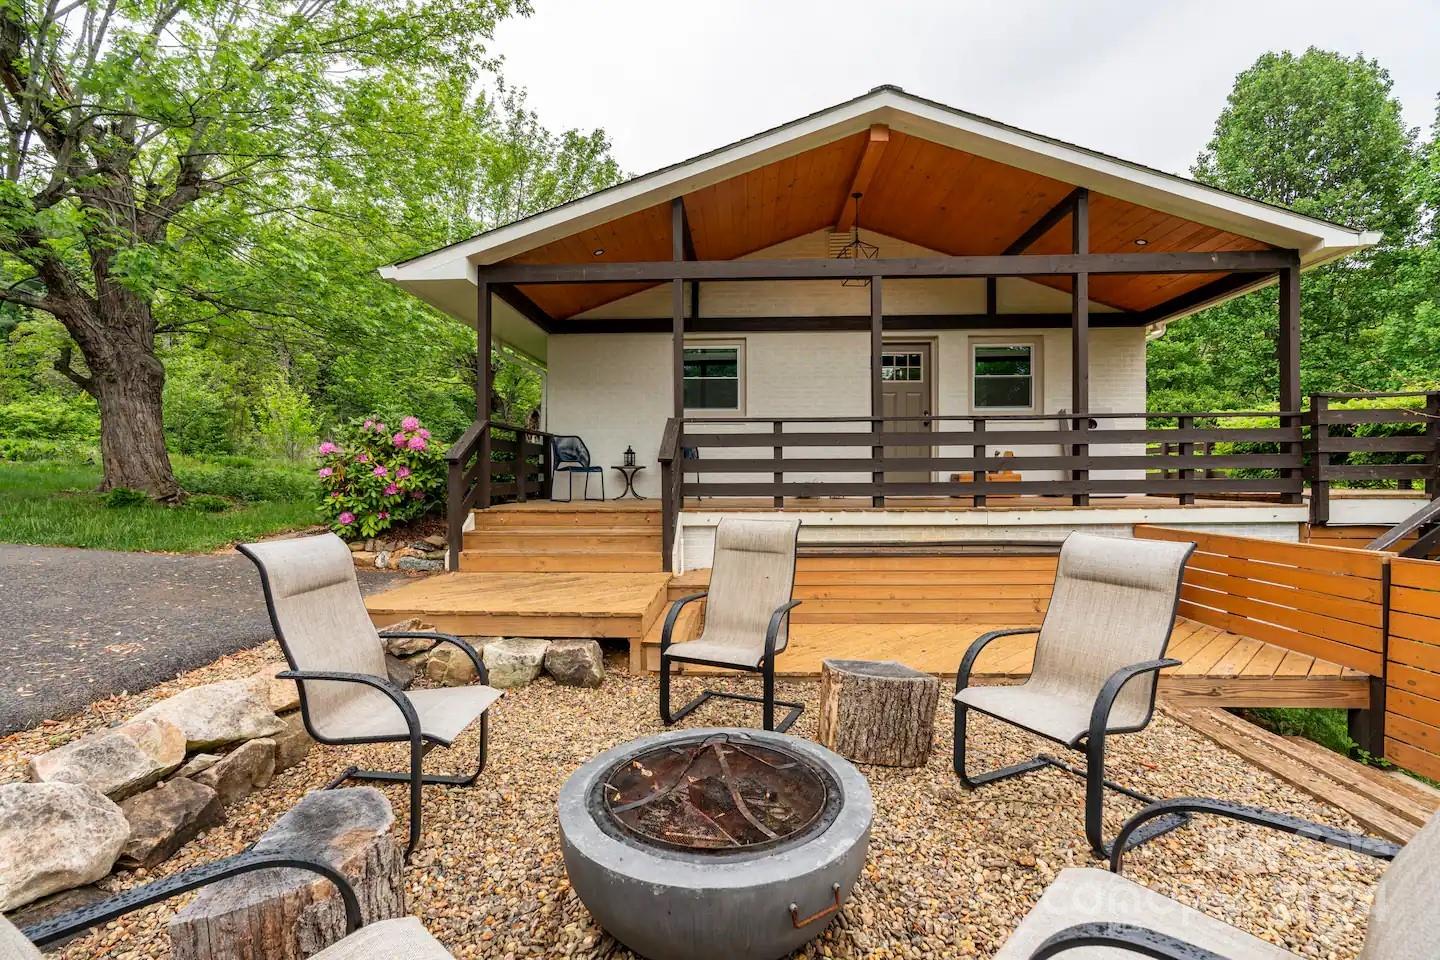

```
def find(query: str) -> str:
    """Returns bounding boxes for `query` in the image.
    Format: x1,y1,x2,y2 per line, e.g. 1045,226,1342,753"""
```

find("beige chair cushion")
0,916,41,960
665,518,800,668
311,917,454,959
956,532,1192,744
241,534,497,744
994,867,1295,960
1360,808,1440,960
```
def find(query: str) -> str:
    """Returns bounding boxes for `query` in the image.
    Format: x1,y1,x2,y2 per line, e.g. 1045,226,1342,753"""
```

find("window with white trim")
971,341,1037,411
683,343,743,411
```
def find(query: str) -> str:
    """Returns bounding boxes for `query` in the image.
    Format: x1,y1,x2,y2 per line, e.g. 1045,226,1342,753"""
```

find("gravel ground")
0,647,1384,959
0,543,399,733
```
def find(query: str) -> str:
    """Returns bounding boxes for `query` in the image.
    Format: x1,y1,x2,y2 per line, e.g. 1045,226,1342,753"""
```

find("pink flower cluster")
318,414,439,538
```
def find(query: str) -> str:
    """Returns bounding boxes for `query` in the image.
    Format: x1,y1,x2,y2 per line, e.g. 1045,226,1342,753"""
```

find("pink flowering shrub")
316,416,446,537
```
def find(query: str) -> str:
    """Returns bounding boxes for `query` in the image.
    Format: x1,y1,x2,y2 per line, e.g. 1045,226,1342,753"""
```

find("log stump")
816,659,939,768
169,787,404,960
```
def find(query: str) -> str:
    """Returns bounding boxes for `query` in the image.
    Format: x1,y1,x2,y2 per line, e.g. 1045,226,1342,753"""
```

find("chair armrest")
1077,658,1180,748
956,628,1040,695
1109,797,1402,874
1029,922,1228,959
660,592,708,651
277,670,420,738
21,849,363,948
380,630,488,686
763,599,803,659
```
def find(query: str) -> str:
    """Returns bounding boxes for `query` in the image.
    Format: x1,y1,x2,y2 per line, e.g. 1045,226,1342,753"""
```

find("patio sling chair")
9,848,458,959
659,517,803,732
996,799,1433,959
238,533,501,858
952,531,1195,858
549,434,605,502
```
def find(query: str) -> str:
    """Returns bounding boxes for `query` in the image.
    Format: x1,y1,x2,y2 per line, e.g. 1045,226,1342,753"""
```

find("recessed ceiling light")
592,248,605,256
1133,238,1149,246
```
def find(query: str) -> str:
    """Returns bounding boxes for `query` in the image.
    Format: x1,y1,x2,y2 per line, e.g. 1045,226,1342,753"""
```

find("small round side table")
610,464,647,500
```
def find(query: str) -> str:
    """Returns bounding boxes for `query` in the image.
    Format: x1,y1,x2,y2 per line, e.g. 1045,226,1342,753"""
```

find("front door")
881,342,933,484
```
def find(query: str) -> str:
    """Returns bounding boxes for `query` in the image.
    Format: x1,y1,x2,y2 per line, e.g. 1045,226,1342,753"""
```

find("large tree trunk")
94,346,178,498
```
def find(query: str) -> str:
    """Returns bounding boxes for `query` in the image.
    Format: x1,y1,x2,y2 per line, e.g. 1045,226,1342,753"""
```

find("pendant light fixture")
836,192,879,287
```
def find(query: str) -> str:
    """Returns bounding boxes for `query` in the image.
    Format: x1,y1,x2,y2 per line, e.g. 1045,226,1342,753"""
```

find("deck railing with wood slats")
1386,558,1440,780
1306,391,1440,524
443,419,554,571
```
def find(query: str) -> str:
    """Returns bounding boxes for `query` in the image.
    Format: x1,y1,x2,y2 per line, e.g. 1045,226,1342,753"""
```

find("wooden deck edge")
1159,704,1436,842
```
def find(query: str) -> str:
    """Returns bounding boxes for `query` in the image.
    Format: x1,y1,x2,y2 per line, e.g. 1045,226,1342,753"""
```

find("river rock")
0,783,129,912
168,788,404,960
482,638,549,688
130,679,285,751
544,639,605,688
27,718,186,800
422,645,477,686
193,739,275,806
117,778,224,870
271,714,314,773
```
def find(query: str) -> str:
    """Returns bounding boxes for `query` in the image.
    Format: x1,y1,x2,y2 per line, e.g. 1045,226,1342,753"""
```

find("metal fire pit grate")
601,733,829,853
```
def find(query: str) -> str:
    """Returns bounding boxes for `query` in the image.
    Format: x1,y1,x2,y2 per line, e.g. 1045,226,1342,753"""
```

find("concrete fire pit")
558,728,872,960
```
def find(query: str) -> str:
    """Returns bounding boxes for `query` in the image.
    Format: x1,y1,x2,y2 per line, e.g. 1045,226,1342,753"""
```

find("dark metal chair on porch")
952,531,1195,858
238,533,501,859
550,435,605,502
659,517,804,732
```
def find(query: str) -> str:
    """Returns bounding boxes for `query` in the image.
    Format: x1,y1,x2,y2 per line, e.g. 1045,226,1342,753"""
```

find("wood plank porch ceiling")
505,128,1275,321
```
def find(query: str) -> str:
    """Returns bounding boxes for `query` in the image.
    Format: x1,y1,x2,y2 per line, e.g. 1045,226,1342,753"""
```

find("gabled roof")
381,85,1378,356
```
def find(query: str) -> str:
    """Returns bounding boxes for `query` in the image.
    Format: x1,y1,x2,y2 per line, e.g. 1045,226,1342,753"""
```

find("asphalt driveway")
0,543,400,733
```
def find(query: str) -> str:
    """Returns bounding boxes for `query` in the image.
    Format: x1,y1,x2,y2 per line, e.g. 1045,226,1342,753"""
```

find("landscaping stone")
385,654,417,690
193,739,275,806
422,534,446,548
130,678,285,751
247,662,300,714
27,718,186,800
271,714,315,774
483,638,549,688
117,778,224,870
397,556,443,572
374,550,392,569
544,640,605,688
379,619,438,656
174,753,221,780
168,787,404,960
351,550,377,567
423,645,477,686
0,783,129,912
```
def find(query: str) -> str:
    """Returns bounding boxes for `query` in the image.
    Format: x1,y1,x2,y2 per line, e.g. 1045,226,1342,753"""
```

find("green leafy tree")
0,0,523,498
1152,48,1423,411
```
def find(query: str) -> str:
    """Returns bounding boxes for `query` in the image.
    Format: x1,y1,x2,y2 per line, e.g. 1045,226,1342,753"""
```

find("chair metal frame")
239,546,491,859
953,539,1196,859
550,434,605,502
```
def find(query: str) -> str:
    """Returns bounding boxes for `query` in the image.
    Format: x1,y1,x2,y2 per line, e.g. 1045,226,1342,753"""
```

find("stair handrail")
445,418,491,571
657,417,681,573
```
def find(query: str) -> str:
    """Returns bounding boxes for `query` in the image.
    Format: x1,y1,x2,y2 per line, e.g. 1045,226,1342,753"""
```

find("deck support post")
671,198,688,422
1279,260,1303,505
871,277,884,508
476,274,492,510
1070,189,1090,507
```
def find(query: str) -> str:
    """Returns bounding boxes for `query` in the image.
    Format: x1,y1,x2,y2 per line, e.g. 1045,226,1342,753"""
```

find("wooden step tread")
1162,705,1436,842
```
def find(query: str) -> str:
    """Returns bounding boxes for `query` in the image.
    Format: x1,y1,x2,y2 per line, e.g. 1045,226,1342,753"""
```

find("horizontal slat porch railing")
1306,391,1440,525
671,411,1304,505
443,419,554,571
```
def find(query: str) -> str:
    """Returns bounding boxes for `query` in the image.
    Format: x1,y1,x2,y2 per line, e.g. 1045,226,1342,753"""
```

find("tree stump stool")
816,659,939,767
169,787,404,960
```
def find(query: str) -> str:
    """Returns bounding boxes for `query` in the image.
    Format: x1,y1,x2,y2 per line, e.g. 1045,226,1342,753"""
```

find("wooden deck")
487,494,1294,514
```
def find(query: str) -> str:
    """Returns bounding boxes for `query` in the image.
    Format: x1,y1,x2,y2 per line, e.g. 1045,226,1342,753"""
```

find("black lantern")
836,192,879,287
624,445,636,467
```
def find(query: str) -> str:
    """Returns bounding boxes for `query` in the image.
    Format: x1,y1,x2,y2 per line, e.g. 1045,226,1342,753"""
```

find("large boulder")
482,638,549,688
27,718,186,800
117,778,225,870
0,783,129,912
246,663,300,714
544,639,605,688
130,679,285,751
271,714,314,773
378,619,439,657
422,645,477,686
193,739,275,806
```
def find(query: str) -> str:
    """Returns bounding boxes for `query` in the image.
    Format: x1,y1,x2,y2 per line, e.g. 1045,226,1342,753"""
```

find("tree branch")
53,342,96,395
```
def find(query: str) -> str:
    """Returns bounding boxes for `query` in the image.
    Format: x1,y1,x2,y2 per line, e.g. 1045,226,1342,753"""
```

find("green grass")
1244,707,1357,755
0,460,317,553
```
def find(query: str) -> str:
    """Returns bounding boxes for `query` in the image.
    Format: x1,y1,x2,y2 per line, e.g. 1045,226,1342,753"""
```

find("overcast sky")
491,0,1440,179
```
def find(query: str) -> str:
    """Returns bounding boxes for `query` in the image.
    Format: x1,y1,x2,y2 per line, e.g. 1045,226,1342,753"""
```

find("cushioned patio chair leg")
659,655,675,724
952,704,1050,789
763,662,775,731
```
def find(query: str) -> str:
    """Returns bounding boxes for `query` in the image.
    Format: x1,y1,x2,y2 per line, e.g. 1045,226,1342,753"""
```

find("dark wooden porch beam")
834,125,891,231
545,312,1143,334
491,283,554,334
1003,188,1086,256
475,275,493,418
478,250,1296,284
1134,271,1276,325
672,198,687,419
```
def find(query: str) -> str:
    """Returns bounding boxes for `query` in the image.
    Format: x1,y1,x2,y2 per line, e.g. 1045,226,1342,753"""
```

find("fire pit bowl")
558,728,872,960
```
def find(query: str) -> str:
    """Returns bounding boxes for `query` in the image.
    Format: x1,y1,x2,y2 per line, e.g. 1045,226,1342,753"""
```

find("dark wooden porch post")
672,198,687,420
476,272,493,510
1070,188,1090,507
871,277,884,508
1279,261,1303,505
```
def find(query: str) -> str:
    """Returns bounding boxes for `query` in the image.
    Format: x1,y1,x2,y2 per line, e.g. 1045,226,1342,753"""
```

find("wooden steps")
459,504,663,573
1163,705,1439,842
